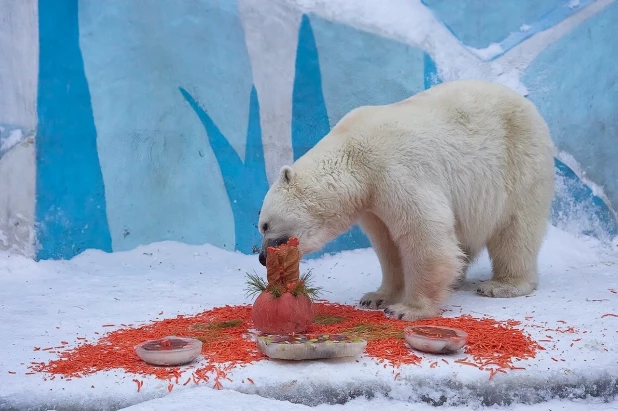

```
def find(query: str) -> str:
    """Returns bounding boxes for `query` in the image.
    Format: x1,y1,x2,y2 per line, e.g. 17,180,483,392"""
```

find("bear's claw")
359,292,393,309
383,303,439,322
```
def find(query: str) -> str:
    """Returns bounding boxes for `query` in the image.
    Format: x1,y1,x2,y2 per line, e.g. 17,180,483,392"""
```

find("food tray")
135,336,202,366
257,334,367,361
404,325,467,354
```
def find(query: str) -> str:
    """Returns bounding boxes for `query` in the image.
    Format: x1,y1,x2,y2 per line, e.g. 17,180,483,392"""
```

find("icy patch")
557,152,613,205
520,24,532,32
569,0,581,9
466,43,504,61
0,128,24,152
552,151,618,243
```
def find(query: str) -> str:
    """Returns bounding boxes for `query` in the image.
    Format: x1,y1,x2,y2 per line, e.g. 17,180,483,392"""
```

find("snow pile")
0,226,617,410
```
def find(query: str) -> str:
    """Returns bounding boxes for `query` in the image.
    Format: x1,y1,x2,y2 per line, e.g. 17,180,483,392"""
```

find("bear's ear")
279,166,295,185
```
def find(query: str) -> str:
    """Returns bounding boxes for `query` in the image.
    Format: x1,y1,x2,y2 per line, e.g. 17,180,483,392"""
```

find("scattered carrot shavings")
430,361,438,368
27,302,543,389
8,371,16,374
167,384,174,392
101,324,115,327
601,313,618,318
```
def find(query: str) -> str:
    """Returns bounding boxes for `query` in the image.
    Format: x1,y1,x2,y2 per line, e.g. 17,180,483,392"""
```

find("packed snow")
0,225,617,410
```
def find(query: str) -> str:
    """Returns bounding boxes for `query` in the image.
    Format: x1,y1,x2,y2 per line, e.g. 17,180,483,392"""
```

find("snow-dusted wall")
1,0,617,260
0,0,38,257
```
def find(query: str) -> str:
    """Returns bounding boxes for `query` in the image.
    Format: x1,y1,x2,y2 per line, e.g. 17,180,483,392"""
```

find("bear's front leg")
358,212,404,309
378,197,464,321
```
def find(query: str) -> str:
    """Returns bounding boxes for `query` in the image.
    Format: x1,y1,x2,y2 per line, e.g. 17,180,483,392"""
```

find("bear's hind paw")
476,280,536,298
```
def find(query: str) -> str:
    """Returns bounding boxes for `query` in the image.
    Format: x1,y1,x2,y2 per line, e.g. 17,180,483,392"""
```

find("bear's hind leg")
477,211,548,298
451,247,481,290
358,212,404,309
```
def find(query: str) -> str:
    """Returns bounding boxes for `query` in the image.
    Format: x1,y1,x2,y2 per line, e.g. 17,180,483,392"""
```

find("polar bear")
257,79,555,321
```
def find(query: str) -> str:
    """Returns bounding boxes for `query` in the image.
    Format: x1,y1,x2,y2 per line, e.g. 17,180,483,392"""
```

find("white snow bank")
119,387,617,411
0,226,617,410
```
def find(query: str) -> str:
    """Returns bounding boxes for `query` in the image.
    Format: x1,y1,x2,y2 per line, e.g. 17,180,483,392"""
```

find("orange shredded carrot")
101,324,115,327
601,314,618,318
28,302,543,389
441,359,449,365
8,371,16,374
167,384,174,392
247,377,255,384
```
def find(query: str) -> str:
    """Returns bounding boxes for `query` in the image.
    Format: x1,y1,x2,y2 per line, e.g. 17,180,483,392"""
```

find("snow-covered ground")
1,225,617,410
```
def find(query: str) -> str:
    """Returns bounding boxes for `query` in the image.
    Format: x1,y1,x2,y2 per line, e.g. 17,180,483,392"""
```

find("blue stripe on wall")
291,15,371,258
35,0,112,260
291,15,331,160
179,86,269,254
423,52,440,89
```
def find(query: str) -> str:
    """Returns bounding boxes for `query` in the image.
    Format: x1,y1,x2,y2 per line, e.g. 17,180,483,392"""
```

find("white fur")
258,79,556,321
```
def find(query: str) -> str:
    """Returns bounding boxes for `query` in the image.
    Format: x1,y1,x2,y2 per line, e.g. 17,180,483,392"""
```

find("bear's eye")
261,223,269,232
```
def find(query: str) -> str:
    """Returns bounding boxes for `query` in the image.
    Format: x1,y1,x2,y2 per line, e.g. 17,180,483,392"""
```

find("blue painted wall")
523,1,618,239
28,0,618,260
35,0,112,259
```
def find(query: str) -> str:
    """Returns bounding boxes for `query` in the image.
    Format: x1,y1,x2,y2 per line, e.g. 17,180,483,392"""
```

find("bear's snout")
259,236,292,266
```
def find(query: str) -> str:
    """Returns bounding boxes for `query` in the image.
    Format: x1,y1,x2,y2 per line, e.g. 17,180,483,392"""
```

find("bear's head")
257,165,343,265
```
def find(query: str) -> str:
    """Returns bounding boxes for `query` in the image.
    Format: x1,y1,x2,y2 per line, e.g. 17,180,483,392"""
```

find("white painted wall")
0,0,39,256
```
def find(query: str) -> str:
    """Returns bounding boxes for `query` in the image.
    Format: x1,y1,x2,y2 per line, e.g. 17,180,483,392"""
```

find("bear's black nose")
259,251,266,266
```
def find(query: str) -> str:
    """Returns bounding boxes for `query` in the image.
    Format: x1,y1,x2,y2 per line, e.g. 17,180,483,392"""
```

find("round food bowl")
404,325,467,354
135,336,202,366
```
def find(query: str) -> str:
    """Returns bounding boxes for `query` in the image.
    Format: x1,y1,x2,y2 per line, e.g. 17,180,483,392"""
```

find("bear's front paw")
476,280,536,298
383,303,439,322
359,292,394,309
